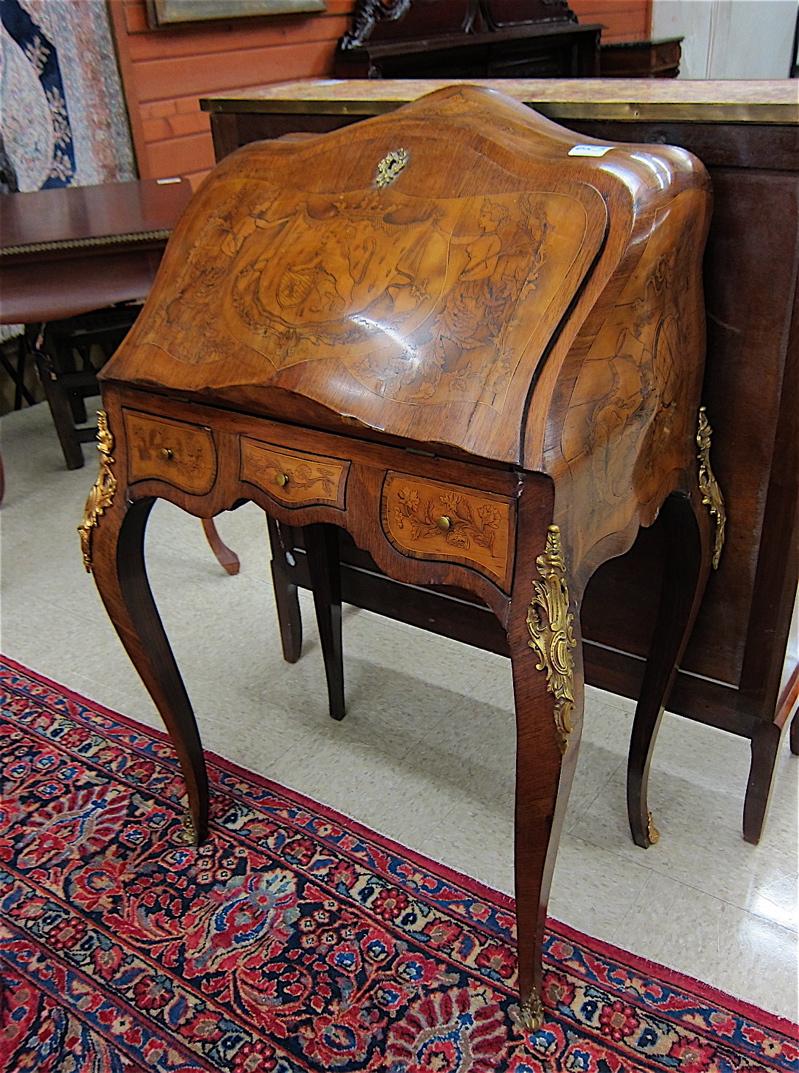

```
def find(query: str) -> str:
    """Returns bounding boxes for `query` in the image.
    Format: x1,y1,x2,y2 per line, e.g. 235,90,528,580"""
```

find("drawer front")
240,437,349,509
381,473,514,590
124,411,216,495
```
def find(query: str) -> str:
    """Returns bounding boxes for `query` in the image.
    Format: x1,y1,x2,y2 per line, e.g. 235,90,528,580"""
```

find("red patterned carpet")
1,657,796,1072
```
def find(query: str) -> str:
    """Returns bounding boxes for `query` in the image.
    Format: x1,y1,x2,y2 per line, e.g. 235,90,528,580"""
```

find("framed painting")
147,0,325,26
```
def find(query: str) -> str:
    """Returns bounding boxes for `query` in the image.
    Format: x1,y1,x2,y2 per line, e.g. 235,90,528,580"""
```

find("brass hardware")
219,94,797,128
518,990,544,1032
647,811,660,845
78,411,117,573
0,228,172,258
435,514,451,531
526,525,577,754
376,148,408,188
275,471,289,488
158,447,173,461
179,810,198,846
696,406,726,569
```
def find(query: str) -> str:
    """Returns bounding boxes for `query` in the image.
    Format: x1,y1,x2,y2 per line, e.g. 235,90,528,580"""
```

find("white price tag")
568,144,613,157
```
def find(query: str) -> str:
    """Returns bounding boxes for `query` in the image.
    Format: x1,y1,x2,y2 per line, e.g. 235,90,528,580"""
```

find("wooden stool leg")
509,524,583,1031
86,491,209,845
304,521,346,721
627,490,712,848
267,516,303,664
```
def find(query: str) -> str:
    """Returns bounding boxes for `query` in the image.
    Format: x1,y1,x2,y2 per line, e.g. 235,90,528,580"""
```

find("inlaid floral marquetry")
381,473,514,589
124,411,216,495
240,438,349,509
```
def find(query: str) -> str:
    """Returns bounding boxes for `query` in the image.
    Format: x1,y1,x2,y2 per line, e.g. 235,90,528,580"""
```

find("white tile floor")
2,400,797,1022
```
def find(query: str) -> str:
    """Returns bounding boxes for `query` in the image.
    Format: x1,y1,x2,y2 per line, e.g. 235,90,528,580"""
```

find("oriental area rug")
1,658,796,1073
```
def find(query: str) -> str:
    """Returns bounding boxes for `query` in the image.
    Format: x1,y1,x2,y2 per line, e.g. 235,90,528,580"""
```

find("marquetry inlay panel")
240,438,349,509
123,411,216,495
381,472,514,589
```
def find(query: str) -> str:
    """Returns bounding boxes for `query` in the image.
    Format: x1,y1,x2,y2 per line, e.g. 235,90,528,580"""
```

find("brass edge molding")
376,148,408,187
518,990,544,1032
1,229,171,257
526,525,577,754
199,92,799,126
696,406,726,569
78,411,118,573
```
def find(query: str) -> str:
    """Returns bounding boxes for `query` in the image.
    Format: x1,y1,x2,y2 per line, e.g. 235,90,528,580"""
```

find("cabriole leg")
510,524,583,1031
627,489,712,848
80,425,209,844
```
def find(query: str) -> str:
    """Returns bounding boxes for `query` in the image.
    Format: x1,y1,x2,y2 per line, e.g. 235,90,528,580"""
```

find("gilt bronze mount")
78,410,117,573
526,526,577,754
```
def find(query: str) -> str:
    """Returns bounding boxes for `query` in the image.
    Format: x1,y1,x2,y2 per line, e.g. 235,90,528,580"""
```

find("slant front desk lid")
103,86,710,469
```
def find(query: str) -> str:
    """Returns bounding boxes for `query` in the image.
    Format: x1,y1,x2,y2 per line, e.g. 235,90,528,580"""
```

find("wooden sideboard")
201,79,799,844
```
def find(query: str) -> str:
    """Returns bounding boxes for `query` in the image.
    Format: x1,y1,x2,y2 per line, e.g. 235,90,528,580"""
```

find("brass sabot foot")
179,810,199,846
647,810,660,845
518,990,544,1032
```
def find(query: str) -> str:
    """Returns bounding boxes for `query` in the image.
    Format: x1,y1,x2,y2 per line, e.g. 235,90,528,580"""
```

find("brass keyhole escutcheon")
435,515,451,531
275,472,289,488
159,448,173,461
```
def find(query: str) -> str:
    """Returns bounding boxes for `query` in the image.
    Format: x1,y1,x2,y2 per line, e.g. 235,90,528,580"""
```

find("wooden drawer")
240,437,349,509
123,410,217,495
381,473,514,590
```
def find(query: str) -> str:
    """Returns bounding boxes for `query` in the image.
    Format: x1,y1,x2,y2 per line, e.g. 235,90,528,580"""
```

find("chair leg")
201,517,240,575
304,521,346,721
627,490,712,848
30,329,85,470
267,516,303,664
0,334,36,409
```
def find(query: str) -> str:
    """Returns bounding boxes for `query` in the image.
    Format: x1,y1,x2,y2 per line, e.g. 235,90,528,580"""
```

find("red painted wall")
110,0,651,187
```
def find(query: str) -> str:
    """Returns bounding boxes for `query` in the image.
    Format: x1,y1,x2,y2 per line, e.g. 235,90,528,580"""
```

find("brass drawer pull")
158,448,173,461
435,515,451,531
274,472,289,488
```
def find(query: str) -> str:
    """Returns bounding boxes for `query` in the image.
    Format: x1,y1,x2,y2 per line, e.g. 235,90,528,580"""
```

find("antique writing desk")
82,86,713,1026
202,78,799,844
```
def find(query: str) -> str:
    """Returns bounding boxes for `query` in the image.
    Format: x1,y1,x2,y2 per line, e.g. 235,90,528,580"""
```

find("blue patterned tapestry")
0,0,135,191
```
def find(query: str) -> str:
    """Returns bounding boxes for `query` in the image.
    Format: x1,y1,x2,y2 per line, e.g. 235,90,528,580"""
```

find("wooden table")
84,85,713,1027
0,178,192,471
0,179,191,325
0,178,239,573
202,78,799,844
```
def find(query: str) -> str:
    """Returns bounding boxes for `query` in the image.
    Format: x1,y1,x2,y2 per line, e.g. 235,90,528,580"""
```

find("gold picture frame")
147,0,325,26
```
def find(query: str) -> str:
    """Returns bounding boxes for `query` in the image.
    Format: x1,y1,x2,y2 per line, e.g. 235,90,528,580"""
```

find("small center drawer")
240,437,349,509
124,410,217,495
